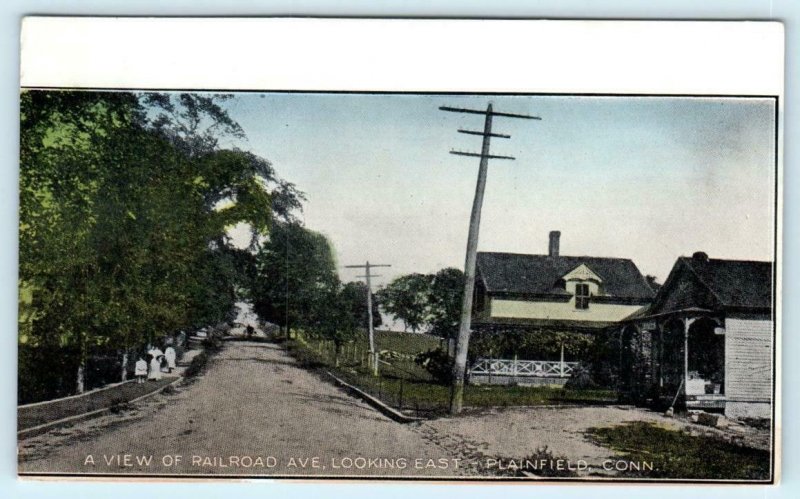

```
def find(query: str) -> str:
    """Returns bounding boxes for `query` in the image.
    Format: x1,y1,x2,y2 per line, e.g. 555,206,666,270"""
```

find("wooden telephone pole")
345,261,391,376
440,103,540,414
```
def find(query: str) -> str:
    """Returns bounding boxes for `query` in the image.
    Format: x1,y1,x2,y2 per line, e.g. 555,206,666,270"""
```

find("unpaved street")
21,339,761,479
19,341,462,477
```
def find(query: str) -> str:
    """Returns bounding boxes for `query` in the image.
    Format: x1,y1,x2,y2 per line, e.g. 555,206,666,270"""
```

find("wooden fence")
469,358,578,378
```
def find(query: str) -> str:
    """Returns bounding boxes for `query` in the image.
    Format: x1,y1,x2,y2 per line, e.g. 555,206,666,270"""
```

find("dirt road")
22,339,760,479
19,341,463,477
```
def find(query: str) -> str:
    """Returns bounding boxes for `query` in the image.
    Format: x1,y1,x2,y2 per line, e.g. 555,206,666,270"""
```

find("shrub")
201,336,224,352
415,348,452,384
184,352,209,378
564,363,597,390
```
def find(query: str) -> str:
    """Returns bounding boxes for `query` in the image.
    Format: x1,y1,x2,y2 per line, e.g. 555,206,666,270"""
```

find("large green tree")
427,267,465,339
377,273,433,333
251,222,339,338
19,90,298,397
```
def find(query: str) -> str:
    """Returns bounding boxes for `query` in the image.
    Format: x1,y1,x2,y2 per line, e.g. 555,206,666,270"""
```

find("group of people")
133,345,177,383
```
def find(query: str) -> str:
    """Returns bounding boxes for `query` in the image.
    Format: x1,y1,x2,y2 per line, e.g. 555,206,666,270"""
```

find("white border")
20,18,784,95
14,15,785,487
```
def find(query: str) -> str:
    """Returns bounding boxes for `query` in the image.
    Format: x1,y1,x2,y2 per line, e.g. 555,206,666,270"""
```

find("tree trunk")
76,334,87,394
334,343,341,367
76,363,85,394
121,350,128,381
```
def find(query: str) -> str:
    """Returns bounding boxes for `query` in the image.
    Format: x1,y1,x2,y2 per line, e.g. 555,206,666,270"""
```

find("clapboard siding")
724,317,772,418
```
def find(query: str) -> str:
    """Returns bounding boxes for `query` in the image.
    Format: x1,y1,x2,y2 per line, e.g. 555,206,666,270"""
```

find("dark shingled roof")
680,256,773,310
476,252,655,300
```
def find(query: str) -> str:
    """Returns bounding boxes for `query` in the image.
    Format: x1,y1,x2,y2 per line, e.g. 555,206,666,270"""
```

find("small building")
468,231,655,385
618,252,774,419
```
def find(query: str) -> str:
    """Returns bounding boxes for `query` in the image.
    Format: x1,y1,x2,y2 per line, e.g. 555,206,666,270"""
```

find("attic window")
575,283,590,309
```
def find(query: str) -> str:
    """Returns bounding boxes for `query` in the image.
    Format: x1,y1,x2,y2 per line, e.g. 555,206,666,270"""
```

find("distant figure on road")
164,346,177,373
148,355,162,381
246,325,255,339
134,357,147,384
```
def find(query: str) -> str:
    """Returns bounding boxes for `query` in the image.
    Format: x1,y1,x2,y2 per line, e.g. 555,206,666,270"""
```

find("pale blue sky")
222,93,776,285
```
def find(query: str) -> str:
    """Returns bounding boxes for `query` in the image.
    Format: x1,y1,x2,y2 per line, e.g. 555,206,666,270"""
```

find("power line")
440,103,540,414
344,261,391,376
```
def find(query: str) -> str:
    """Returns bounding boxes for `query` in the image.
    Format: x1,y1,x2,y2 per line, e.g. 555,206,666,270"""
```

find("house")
617,252,774,419
468,231,655,385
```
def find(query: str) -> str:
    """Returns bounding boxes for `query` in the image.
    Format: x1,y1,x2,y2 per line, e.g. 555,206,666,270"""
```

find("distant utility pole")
440,103,540,414
345,261,391,376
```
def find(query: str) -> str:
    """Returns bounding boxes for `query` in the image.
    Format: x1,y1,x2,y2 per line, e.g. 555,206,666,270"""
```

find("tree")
19,90,298,397
251,222,339,338
427,267,465,340
340,281,382,330
377,273,432,333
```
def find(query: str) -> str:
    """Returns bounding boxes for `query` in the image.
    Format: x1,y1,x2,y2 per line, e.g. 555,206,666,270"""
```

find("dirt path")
418,406,682,476
19,341,463,477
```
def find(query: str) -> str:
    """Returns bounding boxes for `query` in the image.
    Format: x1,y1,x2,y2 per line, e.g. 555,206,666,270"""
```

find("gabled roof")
678,256,773,310
476,252,655,300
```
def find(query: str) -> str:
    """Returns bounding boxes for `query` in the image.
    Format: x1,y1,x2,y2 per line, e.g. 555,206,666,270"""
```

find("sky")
220,93,776,287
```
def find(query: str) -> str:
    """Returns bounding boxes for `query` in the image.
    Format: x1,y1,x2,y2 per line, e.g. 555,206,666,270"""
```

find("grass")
18,377,177,431
283,330,615,417
587,421,771,480
371,330,442,355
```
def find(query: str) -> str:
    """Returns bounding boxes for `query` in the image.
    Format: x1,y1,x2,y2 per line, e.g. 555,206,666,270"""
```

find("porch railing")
469,358,578,378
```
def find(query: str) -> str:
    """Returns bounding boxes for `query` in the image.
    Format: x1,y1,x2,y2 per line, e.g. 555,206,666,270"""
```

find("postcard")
17,18,783,483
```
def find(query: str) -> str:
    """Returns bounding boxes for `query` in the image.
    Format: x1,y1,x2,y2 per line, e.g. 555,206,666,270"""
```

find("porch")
620,310,728,411
468,358,578,386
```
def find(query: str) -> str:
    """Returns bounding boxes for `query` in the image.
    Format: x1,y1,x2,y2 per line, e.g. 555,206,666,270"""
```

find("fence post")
399,377,404,409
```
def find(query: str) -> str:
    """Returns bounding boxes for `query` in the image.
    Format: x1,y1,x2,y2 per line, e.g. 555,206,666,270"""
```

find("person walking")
134,357,148,384
148,355,162,381
164,346,177,373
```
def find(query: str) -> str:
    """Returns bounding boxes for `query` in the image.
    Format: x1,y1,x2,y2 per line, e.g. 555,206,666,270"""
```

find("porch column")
682,317,696,395
657,321,663,387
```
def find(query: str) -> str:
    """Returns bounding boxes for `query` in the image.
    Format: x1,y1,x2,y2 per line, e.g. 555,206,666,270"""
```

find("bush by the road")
415,348,452,384
185,352,209,379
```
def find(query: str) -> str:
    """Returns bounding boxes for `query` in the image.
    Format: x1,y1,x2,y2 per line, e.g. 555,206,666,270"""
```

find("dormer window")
575,283,590,309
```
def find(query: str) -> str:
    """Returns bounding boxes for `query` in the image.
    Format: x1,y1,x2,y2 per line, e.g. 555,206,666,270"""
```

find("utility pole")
345,261,391,376
440,103,540,414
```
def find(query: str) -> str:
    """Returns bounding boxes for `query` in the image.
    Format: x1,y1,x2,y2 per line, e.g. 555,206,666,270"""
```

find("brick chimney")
548,231,561,257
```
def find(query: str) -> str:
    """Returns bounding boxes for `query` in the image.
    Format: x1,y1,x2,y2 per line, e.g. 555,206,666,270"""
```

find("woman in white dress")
148,355,162,381
164,346,177,373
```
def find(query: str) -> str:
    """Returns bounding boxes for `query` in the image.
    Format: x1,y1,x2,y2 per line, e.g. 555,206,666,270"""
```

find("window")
575,283,590,309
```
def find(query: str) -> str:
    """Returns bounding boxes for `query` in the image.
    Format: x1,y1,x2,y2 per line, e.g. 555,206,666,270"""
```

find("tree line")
19,91,301,400
248,221,465,363
19,90,464,402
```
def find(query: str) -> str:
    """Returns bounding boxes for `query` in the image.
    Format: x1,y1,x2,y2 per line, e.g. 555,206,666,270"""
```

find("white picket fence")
469,358,578,378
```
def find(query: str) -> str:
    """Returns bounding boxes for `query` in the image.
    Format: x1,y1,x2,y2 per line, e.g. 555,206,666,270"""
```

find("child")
134,357,147,384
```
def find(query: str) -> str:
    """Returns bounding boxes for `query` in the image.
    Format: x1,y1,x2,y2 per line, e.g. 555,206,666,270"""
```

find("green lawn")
372,330,442,355
587,421,771,480
285,331,615,417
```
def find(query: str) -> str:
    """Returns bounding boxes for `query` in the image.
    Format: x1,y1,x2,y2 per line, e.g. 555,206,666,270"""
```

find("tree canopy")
19,90,301,397
377,268,464,335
